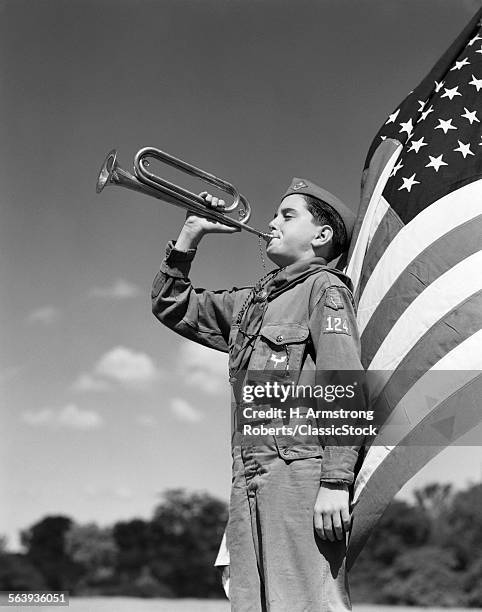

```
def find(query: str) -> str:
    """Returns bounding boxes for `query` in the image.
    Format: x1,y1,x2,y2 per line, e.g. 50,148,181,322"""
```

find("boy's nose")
268,219,277,231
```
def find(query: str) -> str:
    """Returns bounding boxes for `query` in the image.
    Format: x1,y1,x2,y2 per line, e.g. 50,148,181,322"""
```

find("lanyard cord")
235,267,284,326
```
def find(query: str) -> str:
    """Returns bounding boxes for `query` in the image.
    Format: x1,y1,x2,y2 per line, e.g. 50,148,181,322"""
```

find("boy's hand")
313,483,351,542
183,191,240,235
175,192,240,251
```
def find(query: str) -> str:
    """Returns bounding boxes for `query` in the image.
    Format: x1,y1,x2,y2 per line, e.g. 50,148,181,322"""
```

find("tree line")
1,482,481,605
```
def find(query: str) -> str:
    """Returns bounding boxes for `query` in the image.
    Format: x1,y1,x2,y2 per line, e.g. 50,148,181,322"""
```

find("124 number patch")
323,315,351,335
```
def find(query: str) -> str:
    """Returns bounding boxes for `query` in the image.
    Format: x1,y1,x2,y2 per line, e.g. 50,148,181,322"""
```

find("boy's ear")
312,224,333,249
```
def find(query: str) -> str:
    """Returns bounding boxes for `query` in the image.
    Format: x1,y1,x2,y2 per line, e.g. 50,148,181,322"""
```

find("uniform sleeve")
308,282,365,485
151,241,240,353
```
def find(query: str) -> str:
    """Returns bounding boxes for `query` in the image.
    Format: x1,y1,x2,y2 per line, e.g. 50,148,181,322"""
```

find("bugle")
96,147,271,240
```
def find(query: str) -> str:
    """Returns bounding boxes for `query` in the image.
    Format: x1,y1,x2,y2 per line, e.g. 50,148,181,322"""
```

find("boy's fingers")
314,514,326,540
316,527,326,540
341,509,352,533
210,197,226,209
323,514,335,542
332,515,344,541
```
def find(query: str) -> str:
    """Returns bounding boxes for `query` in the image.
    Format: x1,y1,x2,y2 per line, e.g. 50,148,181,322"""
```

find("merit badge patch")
323,315,351,335
324,287,344,310
269,353,287,368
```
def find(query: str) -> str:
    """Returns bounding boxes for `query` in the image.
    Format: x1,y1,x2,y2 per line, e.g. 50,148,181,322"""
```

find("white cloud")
74,346,161,392
22,404,103,430
57,404,103,429
178,341,229,395
72,373,111,392
89,279,141,299
95,346,160,388
170,397,203,423
26,306,60,325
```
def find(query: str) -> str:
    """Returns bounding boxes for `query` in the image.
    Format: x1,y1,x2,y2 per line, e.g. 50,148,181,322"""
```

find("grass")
26,598,482,612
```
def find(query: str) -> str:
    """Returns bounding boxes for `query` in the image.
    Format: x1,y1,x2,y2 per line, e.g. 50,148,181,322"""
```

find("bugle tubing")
96,148,271,240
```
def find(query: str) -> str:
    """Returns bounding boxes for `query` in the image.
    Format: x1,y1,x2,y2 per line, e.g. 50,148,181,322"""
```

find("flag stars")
441,86,462,100
435,118,457,134
390,160,404,177
386,109,400,124
461,107,480,124
418,100,427,112
399,118,414,139
450,58,470,71
418,105,434,123
434,80,445,92
468,33,482,46
408,136,428,153
477,46,482,55
398,174,420,193
453,140,474,158
426,154,448,173
469,75,482,91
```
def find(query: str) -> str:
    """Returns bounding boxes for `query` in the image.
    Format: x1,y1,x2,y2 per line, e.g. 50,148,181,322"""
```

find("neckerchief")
229,258,352,381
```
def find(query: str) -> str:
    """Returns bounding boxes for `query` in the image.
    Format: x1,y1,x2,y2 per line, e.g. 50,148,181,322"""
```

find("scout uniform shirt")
152,241,365,485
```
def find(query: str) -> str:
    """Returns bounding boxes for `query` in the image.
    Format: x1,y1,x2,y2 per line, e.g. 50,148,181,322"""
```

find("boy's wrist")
175,224,205,251
320,480,349,488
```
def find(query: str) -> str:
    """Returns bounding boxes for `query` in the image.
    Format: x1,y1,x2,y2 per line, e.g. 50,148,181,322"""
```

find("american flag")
345,9,482,569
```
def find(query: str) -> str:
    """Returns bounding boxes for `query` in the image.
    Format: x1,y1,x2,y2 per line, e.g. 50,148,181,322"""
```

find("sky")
1,0,482,551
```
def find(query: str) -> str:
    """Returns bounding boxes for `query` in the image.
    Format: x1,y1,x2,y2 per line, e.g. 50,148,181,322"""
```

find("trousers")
226,438,352,612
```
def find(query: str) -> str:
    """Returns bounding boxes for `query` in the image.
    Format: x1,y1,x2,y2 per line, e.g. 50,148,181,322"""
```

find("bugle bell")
96,147,271,240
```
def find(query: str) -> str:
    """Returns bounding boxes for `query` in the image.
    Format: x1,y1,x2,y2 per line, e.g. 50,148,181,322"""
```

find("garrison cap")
282,178,356,241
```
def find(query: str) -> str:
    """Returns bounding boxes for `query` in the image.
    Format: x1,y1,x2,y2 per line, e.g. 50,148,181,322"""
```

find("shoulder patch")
324,287,344,310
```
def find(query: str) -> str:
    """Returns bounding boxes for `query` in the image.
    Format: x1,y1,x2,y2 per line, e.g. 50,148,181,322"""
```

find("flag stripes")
361,216,482,366
358,181,482,332
356,330,482,501
348,369,482,568
368,253,482,374
363,291,482,436
373,369,481,448
346,143,402,291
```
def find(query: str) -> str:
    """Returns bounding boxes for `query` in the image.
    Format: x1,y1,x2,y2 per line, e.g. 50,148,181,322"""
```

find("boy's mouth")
267,231,282,244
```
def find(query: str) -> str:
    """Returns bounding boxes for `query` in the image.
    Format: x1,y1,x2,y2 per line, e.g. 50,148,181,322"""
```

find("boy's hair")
302,195,348,260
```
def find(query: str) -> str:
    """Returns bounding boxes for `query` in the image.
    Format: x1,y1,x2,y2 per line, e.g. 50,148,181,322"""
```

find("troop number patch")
323,315,351,335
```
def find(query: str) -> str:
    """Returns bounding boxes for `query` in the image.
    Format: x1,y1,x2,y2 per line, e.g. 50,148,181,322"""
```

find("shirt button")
276,335,283,342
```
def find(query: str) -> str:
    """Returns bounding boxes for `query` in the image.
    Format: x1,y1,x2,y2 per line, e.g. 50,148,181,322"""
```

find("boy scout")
152,178,363,611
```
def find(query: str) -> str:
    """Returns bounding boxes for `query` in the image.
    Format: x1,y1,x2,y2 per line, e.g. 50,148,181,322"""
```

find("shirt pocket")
250,323,309,374
275,439,324,461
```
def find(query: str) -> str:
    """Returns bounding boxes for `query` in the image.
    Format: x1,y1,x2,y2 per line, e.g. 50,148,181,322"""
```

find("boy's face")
266,194,323,267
